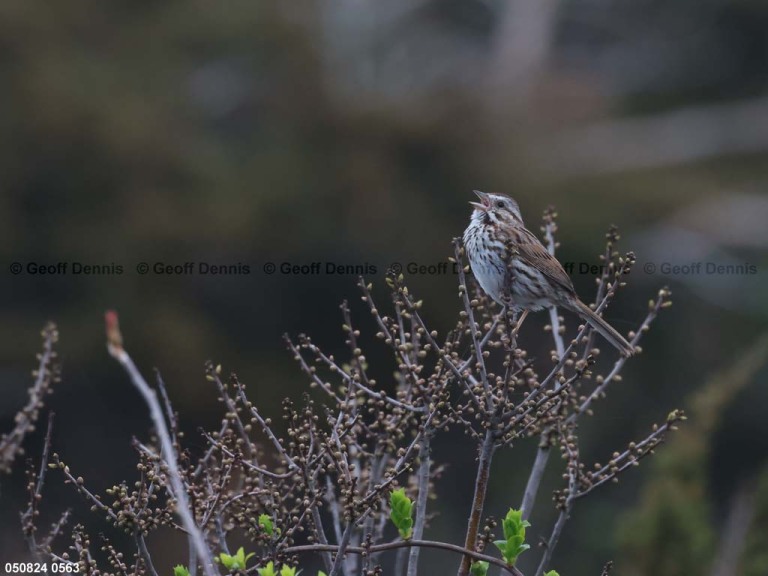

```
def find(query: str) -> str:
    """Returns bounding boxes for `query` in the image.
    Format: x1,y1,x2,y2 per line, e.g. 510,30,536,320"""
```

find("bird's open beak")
469,190,490,211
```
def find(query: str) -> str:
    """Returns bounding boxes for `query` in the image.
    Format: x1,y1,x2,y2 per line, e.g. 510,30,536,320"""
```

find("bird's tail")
571,299,635,357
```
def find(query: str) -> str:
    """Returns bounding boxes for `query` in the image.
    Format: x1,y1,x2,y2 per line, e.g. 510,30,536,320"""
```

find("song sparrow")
463,190,634,357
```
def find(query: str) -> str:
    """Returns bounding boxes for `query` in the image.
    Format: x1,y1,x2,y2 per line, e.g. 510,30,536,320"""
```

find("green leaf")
256,562,276,576
318,572,328,576
279,566,299,576
544,571,560,576
494,508,532,565
220,547,255,571
219,553,233,570
470,561,489,576
259,514,274,536
173,566,190,576
389,488,414,539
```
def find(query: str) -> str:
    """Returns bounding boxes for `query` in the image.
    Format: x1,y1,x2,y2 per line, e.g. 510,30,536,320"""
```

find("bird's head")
469,191,523,225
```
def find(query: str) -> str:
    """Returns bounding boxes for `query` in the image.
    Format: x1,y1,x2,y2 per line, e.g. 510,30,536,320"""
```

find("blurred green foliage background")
1,1,767,575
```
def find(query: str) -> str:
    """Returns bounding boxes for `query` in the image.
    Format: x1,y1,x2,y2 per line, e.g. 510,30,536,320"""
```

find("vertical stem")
136,536,160,576
311,506,334,574
535,505,570,576
536,422,577,576
458,431,496,576
520,306,562,520
520,442,550,521
396,547,409,576
329,523,354,576
21,412,55,559
187,541,197,576
407,439,432,576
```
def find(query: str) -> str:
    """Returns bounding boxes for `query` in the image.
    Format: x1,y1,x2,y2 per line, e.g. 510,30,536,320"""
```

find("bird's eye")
496,201,504,208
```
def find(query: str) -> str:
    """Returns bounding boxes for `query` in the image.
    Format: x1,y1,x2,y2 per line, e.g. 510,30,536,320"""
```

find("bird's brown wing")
513,227,576,294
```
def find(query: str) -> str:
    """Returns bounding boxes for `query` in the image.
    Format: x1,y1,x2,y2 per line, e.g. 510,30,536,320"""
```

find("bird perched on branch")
463,190,634,357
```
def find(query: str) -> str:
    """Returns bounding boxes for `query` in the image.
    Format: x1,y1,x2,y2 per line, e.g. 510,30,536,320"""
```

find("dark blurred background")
1,1,767,575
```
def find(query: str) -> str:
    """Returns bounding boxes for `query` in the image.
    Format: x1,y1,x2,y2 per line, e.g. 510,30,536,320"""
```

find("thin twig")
284,539,523,576
1,324,59,473
40,509,71,552
201,432,294,480
570,288,669,423
136,535,159,576
453,239,493,412
154,370,178,448
236,383,299,471
21,412,56,557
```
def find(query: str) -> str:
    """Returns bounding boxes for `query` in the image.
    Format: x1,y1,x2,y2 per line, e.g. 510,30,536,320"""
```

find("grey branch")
107,329,216,576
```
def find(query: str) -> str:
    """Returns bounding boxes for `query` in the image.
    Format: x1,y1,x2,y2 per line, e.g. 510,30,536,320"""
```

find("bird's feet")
502,309,528,352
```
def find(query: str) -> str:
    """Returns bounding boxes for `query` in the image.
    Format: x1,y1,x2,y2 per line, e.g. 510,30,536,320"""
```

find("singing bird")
463,190,634,357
